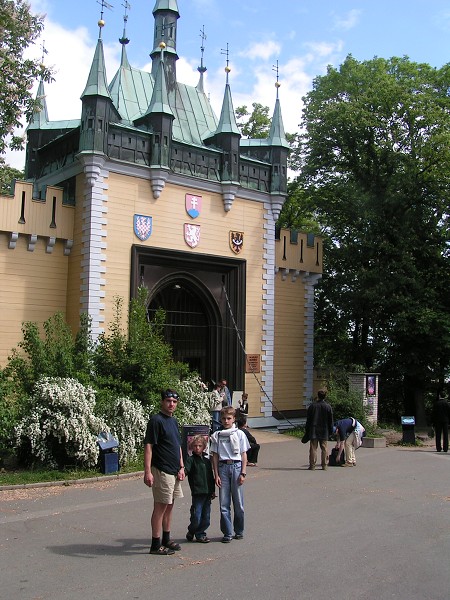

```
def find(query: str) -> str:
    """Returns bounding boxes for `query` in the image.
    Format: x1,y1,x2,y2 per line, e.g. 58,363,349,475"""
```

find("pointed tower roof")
81,37,112,100
28,79,49,130
134,47,173,126
153,0,179,12
268,95,289,148
148,53,173,116
215,82,240,135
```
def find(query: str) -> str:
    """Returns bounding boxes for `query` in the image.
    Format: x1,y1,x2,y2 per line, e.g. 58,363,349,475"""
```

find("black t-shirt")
144,412,181,475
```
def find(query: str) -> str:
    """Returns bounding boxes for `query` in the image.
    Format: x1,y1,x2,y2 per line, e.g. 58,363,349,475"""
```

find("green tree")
292,55,450,423
0,161,24,194
236,102,271,138
0,0,53,155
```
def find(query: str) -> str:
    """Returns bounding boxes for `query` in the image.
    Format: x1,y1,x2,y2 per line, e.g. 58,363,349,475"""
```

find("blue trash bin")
97,432,119,474
401,416,416,444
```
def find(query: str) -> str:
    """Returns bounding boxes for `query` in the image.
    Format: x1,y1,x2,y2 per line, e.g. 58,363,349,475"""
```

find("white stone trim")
78,155,108,340
302,273,322,405
260,201,276,419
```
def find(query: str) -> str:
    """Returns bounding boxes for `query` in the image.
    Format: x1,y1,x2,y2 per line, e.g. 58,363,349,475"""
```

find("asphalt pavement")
1,431,449,600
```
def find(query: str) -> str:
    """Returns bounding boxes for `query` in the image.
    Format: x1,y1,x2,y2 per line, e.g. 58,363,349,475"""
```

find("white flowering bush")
174,375,212,427
14,378,107,469
102,396,148,466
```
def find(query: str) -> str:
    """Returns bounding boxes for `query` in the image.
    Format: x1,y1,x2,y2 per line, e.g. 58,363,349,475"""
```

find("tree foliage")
290,55,450,422
235,102,271,138
0,161,24,194
0,0,53,155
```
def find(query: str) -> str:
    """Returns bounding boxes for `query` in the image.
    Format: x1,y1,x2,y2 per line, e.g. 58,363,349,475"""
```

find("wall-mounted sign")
245,354,260,373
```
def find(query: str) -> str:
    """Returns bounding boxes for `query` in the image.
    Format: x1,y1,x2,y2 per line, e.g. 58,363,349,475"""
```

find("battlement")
0,181,74,253
275,227,322,277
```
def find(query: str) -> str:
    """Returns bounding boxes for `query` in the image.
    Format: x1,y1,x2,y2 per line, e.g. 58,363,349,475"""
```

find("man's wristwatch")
240,472,246,478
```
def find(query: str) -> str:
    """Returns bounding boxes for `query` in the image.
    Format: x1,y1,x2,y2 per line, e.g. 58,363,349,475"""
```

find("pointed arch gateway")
131,246,246,390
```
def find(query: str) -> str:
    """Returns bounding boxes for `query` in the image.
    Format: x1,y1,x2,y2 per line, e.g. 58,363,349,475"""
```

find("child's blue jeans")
188,494,211,539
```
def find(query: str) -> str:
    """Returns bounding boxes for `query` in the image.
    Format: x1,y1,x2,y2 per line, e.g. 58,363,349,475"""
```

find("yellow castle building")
0,1,322,427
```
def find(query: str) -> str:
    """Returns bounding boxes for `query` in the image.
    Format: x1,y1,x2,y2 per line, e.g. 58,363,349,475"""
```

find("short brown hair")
189,435,208,450
220,406,236,418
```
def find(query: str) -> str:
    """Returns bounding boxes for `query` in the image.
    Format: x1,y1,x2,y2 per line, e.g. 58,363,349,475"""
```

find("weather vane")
198,25,207,74
221,42,230,82
119,1,131,45
40,40,48,64
273,60,281,96
97,0,114,38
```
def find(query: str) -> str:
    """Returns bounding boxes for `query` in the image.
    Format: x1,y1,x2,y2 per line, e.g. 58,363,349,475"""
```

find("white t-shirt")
210,427,250,460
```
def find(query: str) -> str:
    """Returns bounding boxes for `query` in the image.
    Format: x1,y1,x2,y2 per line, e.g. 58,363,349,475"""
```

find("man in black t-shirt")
144,389,186,555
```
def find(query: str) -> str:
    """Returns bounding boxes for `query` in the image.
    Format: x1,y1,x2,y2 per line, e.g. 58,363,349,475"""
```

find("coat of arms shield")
133,214,152,241
230,231,244,254
184,223,201,248
185,194,202,218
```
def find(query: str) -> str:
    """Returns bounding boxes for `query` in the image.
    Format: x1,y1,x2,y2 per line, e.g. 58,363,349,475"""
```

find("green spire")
148,56,173,116
215,83,240,135
268,97,289,148
28,79,49,129
81,38,112,100
152,0,179,12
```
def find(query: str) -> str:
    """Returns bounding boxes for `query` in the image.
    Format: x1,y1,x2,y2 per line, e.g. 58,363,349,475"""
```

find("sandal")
165,540,181,551
149,546,175,555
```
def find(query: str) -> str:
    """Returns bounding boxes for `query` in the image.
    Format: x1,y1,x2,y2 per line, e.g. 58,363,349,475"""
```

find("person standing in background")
304,389,334,471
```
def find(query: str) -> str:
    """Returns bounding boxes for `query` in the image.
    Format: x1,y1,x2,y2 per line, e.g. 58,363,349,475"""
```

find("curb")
0,471,144,492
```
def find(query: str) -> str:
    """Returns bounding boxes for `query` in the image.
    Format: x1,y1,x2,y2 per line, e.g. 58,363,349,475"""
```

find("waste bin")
401,416,416,444
97,432,119,474
182,424,210,461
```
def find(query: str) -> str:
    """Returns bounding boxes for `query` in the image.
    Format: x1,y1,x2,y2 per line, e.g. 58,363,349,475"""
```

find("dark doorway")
131,246,246,391
148,278,214,378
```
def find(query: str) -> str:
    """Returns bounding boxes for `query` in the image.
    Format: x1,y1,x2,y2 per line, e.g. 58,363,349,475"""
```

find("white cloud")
332,9,362,31
243,40,281,62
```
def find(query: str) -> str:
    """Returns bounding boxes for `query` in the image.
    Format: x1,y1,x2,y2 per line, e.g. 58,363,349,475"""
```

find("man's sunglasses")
163,392,179,400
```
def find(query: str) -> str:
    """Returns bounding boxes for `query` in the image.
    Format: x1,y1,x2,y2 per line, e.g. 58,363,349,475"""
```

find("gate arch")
147,274,221,383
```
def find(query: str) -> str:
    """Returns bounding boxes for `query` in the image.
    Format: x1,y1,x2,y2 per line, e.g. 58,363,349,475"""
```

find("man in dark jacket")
432,393,450,453
305,389,334,470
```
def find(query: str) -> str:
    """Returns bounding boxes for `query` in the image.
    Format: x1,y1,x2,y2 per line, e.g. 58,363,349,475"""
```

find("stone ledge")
362,437,386,448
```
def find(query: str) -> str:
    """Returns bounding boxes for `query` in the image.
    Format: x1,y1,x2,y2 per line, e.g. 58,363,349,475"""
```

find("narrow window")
18,190,26,224
50,196,57,228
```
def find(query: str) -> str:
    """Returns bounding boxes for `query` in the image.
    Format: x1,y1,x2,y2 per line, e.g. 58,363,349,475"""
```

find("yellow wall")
0,233,70,365
0,184,74,366
103,173,266,414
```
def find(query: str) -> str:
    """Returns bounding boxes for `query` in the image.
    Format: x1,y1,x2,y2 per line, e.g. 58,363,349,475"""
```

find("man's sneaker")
221,536,232,543
196,537,210,543
186,531,194,542
233,534,244,540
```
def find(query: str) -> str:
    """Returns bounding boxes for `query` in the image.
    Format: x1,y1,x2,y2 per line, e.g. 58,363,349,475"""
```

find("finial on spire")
97,0,114,38
119,1,131,45
221,43,231,83
197,25,207,75
40,40,48,66
273,60,281,98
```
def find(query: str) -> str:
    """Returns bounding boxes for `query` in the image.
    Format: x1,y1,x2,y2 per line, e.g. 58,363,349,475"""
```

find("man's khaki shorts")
151,466,184,504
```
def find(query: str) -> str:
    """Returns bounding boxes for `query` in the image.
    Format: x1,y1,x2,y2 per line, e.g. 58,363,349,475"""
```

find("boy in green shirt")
185,435,216,543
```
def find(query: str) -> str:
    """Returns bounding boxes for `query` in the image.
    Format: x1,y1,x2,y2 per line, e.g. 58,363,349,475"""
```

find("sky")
6,0,450,169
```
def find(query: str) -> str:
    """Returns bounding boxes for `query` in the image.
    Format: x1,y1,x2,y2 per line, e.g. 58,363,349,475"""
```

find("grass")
0,452,144,487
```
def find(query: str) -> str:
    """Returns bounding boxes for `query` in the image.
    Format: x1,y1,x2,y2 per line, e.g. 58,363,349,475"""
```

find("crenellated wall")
0,182,74,365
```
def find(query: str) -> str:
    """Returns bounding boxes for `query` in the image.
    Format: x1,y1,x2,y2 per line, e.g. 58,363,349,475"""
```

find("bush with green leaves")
145,375,212,428
14,378,107,469
101,396,148,466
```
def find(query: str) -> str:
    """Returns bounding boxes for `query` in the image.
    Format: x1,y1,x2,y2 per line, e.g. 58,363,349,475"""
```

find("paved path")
1,432,449,600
